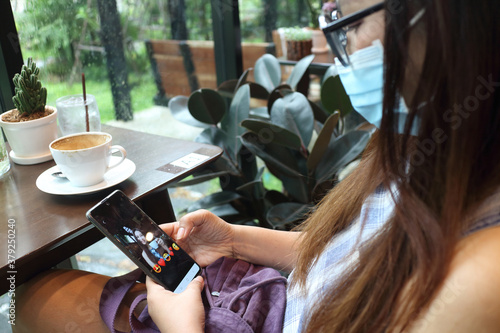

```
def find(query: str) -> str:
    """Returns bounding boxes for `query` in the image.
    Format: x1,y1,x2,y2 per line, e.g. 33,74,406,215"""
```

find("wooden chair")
146,39,275,105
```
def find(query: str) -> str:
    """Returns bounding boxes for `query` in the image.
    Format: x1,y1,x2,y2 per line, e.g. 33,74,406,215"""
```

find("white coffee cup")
49,132,126,187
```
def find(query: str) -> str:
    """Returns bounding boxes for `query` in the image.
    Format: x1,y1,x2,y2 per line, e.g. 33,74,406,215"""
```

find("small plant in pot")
283,27,313,61
0,58,58,165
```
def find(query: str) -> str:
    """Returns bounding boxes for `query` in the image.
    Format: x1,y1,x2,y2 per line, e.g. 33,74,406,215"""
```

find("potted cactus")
0,58,58,165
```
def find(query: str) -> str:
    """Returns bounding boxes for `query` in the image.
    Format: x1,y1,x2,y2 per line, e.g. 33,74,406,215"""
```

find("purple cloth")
203,257,287,333
99,257,287,332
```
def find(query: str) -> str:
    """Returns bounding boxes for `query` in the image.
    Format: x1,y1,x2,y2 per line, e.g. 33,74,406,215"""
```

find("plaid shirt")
283,185,397,332
283,185,500,332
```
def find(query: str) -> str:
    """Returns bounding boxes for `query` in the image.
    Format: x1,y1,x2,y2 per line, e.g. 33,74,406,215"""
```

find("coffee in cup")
49,132,126,187
51,133,108,150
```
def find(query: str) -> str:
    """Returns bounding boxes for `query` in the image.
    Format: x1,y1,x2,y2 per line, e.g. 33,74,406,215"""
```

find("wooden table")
0,125,222,294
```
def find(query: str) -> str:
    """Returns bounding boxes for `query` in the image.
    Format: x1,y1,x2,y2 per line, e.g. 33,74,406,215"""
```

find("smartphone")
86,190,201,293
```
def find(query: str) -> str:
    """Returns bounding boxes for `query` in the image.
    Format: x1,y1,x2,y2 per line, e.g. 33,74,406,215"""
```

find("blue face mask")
335,39,419,136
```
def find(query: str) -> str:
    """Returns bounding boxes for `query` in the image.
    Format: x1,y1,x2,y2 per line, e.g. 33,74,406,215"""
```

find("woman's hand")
160,209,234,267
146,275,205,333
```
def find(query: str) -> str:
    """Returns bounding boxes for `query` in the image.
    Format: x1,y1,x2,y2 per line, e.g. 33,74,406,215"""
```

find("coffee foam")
52,134,108,151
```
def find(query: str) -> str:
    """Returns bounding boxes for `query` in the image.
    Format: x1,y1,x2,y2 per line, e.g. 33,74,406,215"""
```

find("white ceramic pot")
0,106,58,165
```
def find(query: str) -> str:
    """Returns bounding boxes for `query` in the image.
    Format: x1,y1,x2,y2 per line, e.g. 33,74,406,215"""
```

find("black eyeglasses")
322,2,384,66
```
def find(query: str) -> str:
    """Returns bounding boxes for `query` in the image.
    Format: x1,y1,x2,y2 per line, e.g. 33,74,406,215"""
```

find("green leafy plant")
169,53,372,229
283,27,313,41
12,58,47,116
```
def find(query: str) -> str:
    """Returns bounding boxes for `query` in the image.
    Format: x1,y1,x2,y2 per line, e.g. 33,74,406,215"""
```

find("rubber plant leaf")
267,84,293,112
195,127,236,165
266,202,313,229
235,68,250,92
307,111,340,173
315,130,370,182
236,180,265,199
280,173,309,203
242,137,309,203
254,54,281,93
217,79,239,98
321,75,353,117
321,64,338,85
217,69,253,98
195,126,230,151
221,84,251,162
187,191,243,212
286,54,315,90
240,132,303,178
168,95,210,128
237,144,259,185
256,148,309,203
210,155,240,176
235,165,265,195
248,82,270,100
249,107,270,120
271,92,314,147
240,119,302,150
188,89,226,124
264,190,289,206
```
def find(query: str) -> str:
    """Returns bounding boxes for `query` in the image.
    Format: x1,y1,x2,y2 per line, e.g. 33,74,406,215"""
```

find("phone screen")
86,190,201,293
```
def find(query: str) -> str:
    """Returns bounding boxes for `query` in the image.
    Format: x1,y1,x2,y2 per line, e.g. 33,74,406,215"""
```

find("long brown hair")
293,0,500,331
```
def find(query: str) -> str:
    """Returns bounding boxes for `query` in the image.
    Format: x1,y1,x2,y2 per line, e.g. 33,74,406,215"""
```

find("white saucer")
36,157,136,195
10,150,53,165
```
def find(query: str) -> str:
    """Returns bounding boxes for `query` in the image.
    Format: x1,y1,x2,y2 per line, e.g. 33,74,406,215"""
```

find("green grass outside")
45,74,156,123
207,169,283,193
263,170,283,192
183,167,282,195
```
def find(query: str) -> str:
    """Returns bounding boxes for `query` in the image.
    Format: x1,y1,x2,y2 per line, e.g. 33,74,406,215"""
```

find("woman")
13,0,500,332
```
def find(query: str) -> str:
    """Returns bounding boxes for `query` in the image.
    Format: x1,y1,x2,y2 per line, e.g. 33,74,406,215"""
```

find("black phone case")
86,190,201,292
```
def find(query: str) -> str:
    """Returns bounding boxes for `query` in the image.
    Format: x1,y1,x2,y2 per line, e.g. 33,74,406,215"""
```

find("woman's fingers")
177,226,186,240
177,210,215,240
158,221,179,239
145,275,205,332
186,276,204,294
145,275,165,293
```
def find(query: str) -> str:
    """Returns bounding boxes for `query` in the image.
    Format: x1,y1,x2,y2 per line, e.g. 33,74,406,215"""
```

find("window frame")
0,1,23,113
0,1,243,114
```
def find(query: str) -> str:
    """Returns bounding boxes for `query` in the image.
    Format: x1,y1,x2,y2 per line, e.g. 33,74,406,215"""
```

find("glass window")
9,0,190,122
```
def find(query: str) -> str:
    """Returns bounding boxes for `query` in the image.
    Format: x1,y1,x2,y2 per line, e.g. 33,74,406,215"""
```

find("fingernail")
177,227,185,239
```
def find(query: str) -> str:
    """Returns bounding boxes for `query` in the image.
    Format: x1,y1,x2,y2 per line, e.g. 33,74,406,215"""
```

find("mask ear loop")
398,8,425,135
409,8,426,27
